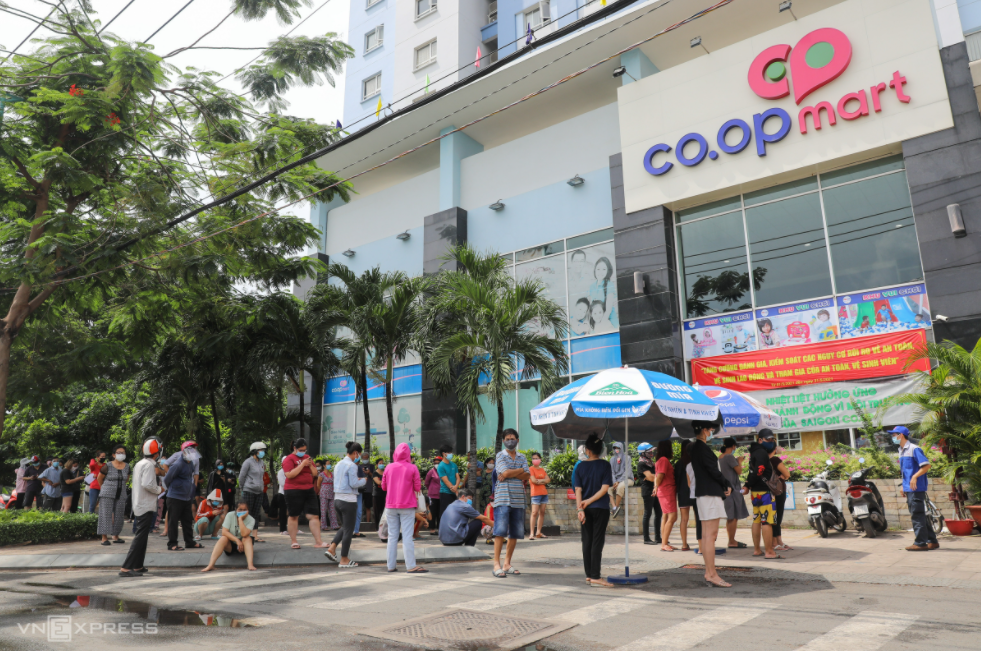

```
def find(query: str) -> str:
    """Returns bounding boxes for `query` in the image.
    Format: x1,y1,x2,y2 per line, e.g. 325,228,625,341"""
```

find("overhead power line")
145,0,197,43
99,0,140,34
0,4,59,65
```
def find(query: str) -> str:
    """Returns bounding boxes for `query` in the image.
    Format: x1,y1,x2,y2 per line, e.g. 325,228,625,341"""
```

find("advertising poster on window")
515,255,567,336
567,242,618,338
746,375,925,432
755,298,838,349
836,283,931,339
322,403,357,455
692,330,929,391
683,311,756,360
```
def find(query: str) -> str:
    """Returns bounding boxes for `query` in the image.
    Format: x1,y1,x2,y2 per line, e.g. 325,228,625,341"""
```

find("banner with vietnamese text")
692,330,928,392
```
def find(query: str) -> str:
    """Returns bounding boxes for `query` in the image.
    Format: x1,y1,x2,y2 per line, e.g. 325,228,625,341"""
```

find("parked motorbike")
805,459,846,537
846,457,888,537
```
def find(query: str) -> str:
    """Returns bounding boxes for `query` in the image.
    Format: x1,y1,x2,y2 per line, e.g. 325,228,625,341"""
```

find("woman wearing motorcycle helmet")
239,442,268,542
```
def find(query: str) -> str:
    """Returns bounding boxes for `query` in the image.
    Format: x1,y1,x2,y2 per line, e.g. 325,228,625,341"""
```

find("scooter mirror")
859,457,866,464
825,459,833,466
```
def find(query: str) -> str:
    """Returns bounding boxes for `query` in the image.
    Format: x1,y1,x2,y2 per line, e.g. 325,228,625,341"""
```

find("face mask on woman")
761,441,776,452
377,464,385,471
217,465,224,471
257,451,265,459
485,463,494,471
324,464,332,471
295,450,307,458
236,511,248,517
115,452,126,462
531,458,541,467
211,500,221,507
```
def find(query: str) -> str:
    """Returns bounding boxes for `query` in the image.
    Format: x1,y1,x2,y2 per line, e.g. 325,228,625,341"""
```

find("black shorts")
224,543,242,556
285,489,319,518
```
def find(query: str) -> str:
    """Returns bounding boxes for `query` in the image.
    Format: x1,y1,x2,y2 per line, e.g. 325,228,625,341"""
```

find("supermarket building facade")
297,0,981,457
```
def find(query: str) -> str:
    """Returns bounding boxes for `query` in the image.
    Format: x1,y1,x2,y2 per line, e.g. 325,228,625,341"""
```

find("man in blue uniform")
889,426,939,551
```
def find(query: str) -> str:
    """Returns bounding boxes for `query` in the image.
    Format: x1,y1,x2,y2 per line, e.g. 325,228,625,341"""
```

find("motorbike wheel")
815,515,828,538
861,518,876,538
930,513,945,535
832,514,846,532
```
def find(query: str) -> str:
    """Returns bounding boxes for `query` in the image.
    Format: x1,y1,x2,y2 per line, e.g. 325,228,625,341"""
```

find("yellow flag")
376,96,382,117
601,0,607,5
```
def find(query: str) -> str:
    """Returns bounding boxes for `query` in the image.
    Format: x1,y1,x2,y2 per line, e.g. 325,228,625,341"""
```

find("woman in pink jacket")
382,443,426,573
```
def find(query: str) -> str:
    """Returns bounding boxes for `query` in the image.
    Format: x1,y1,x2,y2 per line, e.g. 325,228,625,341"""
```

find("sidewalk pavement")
0,522,485,569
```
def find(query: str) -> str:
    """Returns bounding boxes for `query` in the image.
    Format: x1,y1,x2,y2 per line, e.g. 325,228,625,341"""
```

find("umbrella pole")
607,418,647,585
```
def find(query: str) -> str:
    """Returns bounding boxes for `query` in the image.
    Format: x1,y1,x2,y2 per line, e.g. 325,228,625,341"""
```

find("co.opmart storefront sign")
618,0,953,212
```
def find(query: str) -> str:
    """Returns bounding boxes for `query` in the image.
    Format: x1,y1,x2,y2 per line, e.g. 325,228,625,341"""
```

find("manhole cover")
362,609,575,651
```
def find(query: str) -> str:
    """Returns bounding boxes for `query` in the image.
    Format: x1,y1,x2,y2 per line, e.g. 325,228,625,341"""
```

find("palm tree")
423,245,569,455
892,338,981,519
367,276,427,452
315,265,400,457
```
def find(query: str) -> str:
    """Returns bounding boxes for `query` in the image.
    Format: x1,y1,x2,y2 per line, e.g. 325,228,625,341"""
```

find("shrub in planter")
0,510,99,546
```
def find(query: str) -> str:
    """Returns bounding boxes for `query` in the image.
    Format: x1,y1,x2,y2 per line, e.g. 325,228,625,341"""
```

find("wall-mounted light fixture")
567,174,585,187
342,249,355,257
779,1,796,19
612,66,637,82
948,203,967,238
690,36,709,54
633,271,646,295
489,200,505,211
396,231,411,240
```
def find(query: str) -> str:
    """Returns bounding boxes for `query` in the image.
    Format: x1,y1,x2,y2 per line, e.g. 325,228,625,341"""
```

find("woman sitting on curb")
201,500,257,572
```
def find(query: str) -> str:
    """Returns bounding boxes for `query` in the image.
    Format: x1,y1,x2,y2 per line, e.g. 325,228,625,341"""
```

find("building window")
362,72,381,101
414,39,437,70
778,432,802,451
364,25,383,53
677,154,921,319
415,0,436,19
523,2,550,31
487,0,497,23
366,0,383,7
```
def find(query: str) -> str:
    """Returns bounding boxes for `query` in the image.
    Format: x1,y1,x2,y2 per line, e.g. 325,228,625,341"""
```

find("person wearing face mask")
39,456,63,511
195,490,227,540
477,457,495,517
21,456,44,510
282,438,328,550
97,446,131,544
317,458,338,530
745,429,780,561
60,458,85,513
356,452,375,533
119,438,166,576
424,457,443,535
201,500,258,572
239,442,268,543
381,443,426,572
440,489,493,547
890,426,939,551
87,451,107,513
492,429,530,578
372,458,387,526
437,445,461,522
528,452,550,539
163,441,205,551
325,441,367,567
207,459,232,504
689,421,734,588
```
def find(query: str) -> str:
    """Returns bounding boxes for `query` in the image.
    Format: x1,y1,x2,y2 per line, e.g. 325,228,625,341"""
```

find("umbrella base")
607,574,649,585
693,547,727,555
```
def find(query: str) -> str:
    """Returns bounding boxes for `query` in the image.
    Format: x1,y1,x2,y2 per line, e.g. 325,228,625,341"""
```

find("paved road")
2,552,980,651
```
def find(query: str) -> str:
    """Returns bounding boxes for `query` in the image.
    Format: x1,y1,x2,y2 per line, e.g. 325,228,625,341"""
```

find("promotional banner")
747,376,925,432
836,283,931,339
756,298,838,349
683,311,756,360
691,330,929,392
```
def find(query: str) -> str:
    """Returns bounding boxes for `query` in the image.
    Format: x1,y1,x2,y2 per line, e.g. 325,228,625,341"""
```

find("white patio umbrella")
530,367,720,584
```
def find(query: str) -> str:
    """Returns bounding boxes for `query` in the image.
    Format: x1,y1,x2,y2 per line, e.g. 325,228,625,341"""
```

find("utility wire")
145,0,197,43
0,4,59,65
99,0,140,34
13,0,734,292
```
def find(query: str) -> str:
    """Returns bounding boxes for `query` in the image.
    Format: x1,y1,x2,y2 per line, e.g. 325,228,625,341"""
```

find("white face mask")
115,453,126,462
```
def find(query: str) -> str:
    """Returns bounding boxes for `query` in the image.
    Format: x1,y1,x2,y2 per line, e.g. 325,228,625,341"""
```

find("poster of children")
683,311,756,359
755,298,838,349
567,242,619,338
836,283,932,339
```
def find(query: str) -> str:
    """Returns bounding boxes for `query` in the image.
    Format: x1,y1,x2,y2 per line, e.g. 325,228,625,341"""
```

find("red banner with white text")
691,330,929,392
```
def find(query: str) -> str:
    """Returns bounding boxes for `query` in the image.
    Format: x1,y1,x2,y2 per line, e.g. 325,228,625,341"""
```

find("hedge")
0,510,99,546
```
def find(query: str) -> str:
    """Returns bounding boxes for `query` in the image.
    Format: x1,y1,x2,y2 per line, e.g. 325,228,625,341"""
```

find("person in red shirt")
282,438,328,549
195,490,226,540
87,452,106,513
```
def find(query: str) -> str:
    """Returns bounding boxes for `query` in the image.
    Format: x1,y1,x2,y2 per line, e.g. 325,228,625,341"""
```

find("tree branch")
164,9,236,58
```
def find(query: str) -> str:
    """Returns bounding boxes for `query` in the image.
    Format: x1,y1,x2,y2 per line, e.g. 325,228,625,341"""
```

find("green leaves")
107,43,164,96
237,34,353,108
234,0,310,24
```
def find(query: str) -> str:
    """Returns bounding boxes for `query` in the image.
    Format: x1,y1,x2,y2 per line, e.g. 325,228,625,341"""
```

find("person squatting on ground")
325,441,366,567
688,420,734,587
382,442,428,573
529,452,551,539
492,428,530,578
282,438,328,549
574,432,614,588
119,439,166,577
440,489,493,547
195,490,227,540
201,500,258,572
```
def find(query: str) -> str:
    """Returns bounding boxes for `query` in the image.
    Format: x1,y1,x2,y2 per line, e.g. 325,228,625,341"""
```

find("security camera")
935,314,949,322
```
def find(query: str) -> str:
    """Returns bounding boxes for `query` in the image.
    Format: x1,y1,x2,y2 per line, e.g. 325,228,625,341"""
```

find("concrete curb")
0,546,489,570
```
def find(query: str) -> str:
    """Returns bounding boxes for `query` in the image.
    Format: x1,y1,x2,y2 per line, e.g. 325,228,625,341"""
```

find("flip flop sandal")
763,555,785,560
339,561,359,568
492,569,507,578
101,541,112,546
291,543,301,549
729,542,748,548
168,546,184,551
680,546,691,551
118,570,138,577
589,580,614,588
112,539,125,544
324,550,338,562
505,567,521,575
313,542,329,548
187,542,203,549
407,567,429,573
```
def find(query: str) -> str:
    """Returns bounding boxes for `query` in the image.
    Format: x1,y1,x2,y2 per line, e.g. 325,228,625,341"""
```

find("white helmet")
249,441,267,452
143,438,162,457
206,489,223,502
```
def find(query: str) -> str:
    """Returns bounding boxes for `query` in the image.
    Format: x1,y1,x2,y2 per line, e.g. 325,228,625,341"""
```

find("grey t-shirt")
720,454,741,492
438,499,481,545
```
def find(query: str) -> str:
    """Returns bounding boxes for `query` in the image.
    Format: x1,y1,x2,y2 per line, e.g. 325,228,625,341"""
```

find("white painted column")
933,0,966,47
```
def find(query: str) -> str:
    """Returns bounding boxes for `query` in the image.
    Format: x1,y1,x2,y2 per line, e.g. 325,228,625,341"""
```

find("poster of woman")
568,243,619,337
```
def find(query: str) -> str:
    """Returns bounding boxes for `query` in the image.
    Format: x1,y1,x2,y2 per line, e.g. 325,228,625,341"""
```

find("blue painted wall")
467,166,613,255
327,225,424,278
342,0,397,132
959,0,981,33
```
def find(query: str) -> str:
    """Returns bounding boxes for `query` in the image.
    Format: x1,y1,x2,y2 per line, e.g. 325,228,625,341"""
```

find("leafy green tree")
0,0,353,438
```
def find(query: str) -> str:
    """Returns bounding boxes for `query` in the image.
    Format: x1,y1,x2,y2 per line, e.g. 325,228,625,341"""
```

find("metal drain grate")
362,608,575,651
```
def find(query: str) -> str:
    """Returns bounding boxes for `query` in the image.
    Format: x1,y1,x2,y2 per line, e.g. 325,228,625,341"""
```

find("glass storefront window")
679,211,752,318
676,195,741,223
515,240,564,262
778,431,802,451
745,191,832,306
567,241,618,337
822,172,922,293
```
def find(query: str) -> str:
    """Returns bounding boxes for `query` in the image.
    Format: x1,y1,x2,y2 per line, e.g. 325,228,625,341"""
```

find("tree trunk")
467,408,477,492
385,357,395,456
210,391,223,461
298,382,305,441
0,329,14,439
360,354,371,458
495,398,505,454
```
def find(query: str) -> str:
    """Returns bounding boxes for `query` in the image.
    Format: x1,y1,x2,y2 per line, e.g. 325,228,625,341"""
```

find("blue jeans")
906,491,938,546
87,488,100,513
355,493,362,534
493,505,525,540
386,508,417,570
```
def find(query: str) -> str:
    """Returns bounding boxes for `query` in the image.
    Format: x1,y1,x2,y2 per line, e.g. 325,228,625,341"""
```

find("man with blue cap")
890,426,939,551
